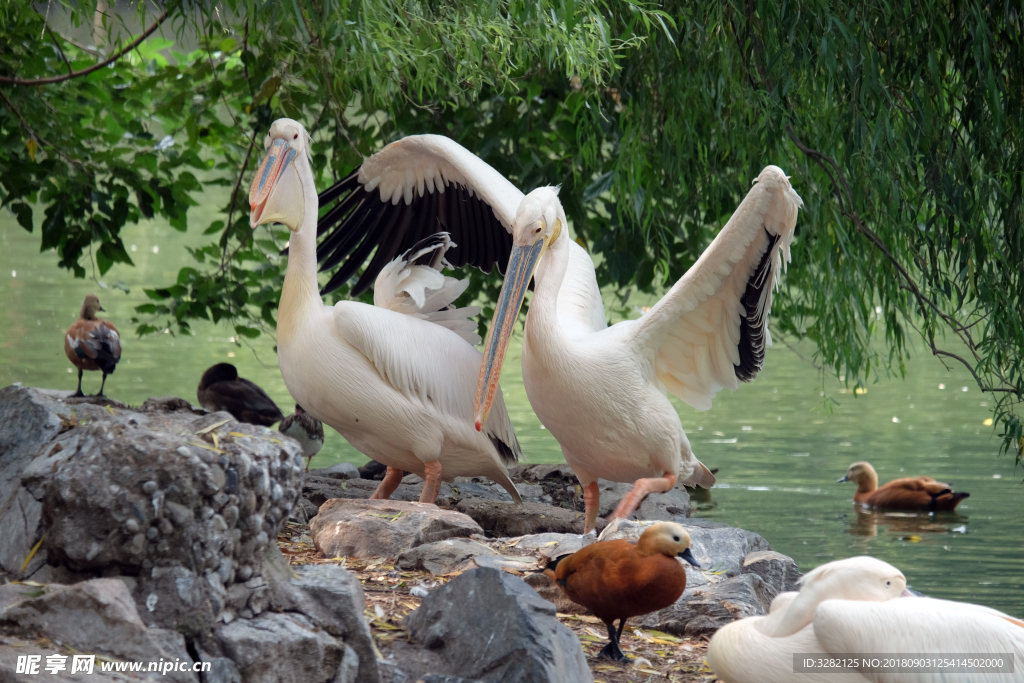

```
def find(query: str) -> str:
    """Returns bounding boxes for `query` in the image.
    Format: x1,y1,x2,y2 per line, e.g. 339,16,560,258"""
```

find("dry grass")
280,522,717,683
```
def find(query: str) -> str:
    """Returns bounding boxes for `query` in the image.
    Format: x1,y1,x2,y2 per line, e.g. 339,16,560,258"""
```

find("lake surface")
2,199,1021,616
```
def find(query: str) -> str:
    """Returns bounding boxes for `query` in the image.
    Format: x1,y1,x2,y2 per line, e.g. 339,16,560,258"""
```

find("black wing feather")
314,165,513,296
734,229,781,382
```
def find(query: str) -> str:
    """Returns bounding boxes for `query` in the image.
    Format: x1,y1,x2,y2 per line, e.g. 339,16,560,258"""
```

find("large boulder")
0,386,303,631
0,386,380,683
404,568,592,683
310,498,483,559
0,579,196,682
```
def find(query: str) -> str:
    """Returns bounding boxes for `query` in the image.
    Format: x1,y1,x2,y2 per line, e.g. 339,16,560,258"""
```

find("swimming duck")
708,555,1024,683
64,294,121,397
197,363,284,426
279,404,324,470
544,521,699,660
838,461,969,512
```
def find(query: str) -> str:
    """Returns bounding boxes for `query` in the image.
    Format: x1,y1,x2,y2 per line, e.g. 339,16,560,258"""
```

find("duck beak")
837,475,851,483
98,306,106,312
249,138,302,230
678,547,700,568
474,238,544,430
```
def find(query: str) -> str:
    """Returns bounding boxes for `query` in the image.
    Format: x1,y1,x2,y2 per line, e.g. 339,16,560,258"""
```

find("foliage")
0,0,1021,462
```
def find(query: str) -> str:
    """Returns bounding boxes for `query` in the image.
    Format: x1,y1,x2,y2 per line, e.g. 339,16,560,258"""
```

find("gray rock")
397,538,499,575
268,564,380,683
522,572,588,616
404,568,592,683
510,464,692,522
455,500,607,536
0,578,196,682
214,612,345,683
421,677,484,683
310,499,483,559
312,463,361,480
639,573,773,636
0,385,303,632
0,636,141,681
513,532,594,559
741,550,802,602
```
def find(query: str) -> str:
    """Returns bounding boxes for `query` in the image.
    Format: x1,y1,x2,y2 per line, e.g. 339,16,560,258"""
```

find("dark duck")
197,363,284,426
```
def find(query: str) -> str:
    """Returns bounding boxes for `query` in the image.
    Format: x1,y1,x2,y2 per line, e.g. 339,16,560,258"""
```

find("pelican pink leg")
583,481,601,534
370,466,404,500
419,461,443,504
610,473,678,522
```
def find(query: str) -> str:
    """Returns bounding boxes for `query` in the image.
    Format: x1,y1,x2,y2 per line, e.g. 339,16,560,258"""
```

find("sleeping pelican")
313,134,801,532
248,119,522,505
708,555,1024,683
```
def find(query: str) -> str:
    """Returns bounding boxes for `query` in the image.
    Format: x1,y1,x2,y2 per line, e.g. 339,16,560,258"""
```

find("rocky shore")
0,386,801,683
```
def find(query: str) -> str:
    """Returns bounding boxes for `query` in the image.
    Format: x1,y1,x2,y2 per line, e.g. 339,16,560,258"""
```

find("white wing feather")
632,166,802,410
814,598,1024,683
359,135,523,229
332,301,518,456
373,235,483,345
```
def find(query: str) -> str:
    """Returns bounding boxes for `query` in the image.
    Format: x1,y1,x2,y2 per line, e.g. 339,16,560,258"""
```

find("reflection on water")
846,507,968,538
2,196,1022,616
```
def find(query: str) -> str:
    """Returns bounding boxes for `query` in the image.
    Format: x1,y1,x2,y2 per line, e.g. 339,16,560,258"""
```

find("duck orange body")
545,522,699,660
64,294,121,397
838,461,969,512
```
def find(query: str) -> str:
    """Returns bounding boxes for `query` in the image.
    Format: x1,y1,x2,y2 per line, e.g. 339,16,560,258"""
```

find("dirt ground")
280,522,717,683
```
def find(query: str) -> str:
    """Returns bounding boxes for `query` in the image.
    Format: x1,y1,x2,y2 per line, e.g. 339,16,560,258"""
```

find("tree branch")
0,87,85,170
0,10,169,86
45,27,73,75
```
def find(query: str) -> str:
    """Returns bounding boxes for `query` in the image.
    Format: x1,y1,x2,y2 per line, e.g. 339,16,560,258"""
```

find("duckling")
838,461,969,512
279,405,324,471
544,521,699,661
197,363,284,426
64,294,121,397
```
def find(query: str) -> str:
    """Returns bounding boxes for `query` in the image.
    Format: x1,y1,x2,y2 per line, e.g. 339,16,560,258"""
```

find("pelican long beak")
474,239,545,430
249,138,300,229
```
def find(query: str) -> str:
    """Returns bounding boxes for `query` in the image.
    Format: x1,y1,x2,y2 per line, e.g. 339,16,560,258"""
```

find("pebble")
176,447,190,457
142,480,158,494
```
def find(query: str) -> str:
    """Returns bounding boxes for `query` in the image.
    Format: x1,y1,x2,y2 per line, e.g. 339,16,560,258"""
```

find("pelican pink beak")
474,238,545,430
249,138,300,228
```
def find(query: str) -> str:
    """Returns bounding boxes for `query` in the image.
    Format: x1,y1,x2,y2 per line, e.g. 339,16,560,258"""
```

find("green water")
2,202,1021,617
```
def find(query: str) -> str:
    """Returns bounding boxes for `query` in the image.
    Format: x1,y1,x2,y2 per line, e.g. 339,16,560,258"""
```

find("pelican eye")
293,133,299,140
886,581,891,586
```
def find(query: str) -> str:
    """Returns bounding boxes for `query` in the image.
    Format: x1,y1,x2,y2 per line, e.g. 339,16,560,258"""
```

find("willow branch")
0,11,169,86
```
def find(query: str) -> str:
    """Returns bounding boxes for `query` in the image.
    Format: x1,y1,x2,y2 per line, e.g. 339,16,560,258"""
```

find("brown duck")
838,461,969,512
64,294,121,397
197,363,284,426
545,522,699,661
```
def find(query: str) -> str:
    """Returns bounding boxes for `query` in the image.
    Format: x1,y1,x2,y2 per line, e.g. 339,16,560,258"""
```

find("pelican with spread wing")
315,134,801,532
248,120,522,505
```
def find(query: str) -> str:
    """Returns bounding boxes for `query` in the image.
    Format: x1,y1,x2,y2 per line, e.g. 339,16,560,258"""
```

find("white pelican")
708,556,1024,683
248,119,522,504
313,134,801,532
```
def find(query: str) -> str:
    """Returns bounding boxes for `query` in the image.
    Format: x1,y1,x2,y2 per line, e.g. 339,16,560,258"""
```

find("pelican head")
474,187,564,430
249,118,313,232
761,555,909,637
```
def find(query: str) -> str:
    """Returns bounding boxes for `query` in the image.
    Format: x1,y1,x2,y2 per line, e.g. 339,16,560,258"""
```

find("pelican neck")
278,160,322,339
526,229,571,346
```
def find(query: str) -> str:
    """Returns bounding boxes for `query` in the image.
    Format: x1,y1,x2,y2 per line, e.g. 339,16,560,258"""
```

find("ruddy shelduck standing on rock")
64,294,121,397
838,461,970,512
544,522,699,661
311,132,803,533
248,119,522,505
708,555,1024,683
